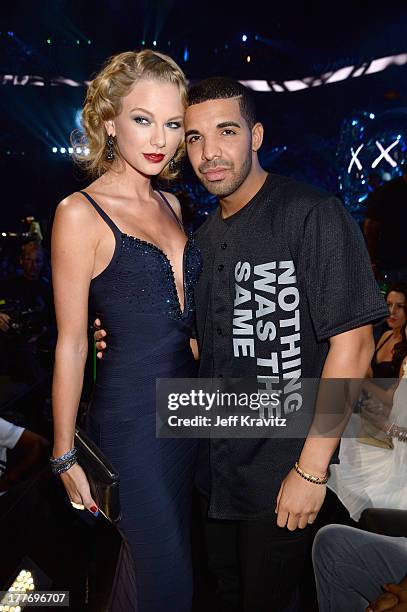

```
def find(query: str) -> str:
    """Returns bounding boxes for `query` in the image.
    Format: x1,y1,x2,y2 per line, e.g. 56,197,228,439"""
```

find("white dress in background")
328,366,407,521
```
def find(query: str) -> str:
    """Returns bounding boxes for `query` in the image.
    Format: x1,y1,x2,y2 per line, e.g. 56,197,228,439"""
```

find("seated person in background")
0,240,52,324
313,523,407,612
369,283,407,381
0,241,55,383
328,322,407,521
0,417,49,497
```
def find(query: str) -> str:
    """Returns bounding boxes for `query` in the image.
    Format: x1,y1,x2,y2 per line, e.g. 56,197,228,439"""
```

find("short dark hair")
188,77,257,128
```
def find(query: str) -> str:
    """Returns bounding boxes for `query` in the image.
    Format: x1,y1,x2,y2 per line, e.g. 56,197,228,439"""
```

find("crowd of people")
0,48,406,612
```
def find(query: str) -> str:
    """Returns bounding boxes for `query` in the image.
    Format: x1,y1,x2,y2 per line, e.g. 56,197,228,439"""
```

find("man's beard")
199,153,252,198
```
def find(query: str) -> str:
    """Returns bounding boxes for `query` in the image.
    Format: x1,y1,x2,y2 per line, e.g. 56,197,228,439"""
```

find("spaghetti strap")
375,332,393,355
156,190,184,229
79,190,122,236
372,331,393,364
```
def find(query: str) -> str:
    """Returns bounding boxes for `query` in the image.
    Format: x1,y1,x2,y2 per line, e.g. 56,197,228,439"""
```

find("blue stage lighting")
242,34,248,42
183,47,189,62
52,147,57,153
60,147,66,154
369,113,375,119
75,109,83,130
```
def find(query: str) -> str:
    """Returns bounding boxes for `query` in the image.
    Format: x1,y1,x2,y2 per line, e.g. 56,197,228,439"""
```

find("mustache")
199,160,233,173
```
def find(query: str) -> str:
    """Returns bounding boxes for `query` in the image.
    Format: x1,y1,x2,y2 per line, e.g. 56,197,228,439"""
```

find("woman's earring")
169,158,177,173
106,135,115,161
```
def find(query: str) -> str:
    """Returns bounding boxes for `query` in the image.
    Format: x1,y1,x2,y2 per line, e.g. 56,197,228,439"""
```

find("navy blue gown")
80,190,202,612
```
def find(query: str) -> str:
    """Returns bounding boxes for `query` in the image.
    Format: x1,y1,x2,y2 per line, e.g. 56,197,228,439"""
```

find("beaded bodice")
80,191,202,329
98,231,202,320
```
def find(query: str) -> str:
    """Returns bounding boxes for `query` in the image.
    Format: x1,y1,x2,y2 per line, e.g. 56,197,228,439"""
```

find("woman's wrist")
50,447,78,475
52,437,75,458
51,457,78,475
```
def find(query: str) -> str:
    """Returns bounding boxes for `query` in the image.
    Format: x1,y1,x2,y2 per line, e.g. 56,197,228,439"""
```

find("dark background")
1,0,407,234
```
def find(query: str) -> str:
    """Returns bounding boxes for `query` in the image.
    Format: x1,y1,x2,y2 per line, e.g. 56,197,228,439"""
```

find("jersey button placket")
213,236,230,377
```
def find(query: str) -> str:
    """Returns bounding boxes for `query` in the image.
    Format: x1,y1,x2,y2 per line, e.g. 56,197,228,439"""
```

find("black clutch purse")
74,427,121,524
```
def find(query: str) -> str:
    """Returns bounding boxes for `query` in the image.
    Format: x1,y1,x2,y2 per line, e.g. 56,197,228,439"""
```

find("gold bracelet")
294,461,328,485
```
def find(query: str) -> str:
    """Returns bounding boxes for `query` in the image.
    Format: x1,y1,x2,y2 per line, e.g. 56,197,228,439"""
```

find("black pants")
200,495,313,612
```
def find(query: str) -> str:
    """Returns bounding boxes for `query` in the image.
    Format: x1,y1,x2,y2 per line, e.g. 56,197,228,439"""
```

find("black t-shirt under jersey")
193,173,388,520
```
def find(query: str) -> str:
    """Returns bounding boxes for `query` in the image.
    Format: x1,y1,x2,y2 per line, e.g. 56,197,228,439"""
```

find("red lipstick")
143,153,165,163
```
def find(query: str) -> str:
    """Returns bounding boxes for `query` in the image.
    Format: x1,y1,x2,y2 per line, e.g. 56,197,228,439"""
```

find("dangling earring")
106,134,115,161
169,158,177,173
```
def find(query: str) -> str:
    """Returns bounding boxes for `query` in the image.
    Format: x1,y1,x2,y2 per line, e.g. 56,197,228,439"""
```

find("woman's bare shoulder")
377,329,393,344
56,191,94,218
55,190,106,236
53,190,103,248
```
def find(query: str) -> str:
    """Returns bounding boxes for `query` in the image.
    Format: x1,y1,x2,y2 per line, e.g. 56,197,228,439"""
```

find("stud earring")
106,135,115,161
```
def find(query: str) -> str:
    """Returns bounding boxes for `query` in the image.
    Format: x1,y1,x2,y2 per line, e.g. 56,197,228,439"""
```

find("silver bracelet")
50,447,77,465
51,457,78,475
50,448,78,474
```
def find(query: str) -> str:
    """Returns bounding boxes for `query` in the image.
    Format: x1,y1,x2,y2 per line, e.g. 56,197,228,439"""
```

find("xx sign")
348,139,399,173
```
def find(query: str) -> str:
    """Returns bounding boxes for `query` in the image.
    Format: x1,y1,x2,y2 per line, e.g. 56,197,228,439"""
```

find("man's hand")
93,318,107,359
0,313,11,333
367,580,407,611
275,468,326,530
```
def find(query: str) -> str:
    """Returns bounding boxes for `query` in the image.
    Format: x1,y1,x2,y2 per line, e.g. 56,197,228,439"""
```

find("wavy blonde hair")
73,49,188,179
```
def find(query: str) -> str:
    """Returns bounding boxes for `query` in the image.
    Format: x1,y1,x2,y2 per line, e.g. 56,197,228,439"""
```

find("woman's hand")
60,463,99,515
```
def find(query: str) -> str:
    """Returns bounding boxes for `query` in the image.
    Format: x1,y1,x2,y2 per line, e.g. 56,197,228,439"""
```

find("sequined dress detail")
80,191,202,612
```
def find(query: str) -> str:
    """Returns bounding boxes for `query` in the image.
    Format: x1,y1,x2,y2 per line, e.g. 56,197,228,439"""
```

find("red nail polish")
90,505,98,513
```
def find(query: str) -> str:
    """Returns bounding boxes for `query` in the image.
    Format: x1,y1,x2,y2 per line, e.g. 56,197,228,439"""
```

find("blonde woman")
51,50,202,611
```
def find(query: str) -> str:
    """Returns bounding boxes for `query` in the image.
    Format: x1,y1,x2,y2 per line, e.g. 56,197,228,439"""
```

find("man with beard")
95,78,388,611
